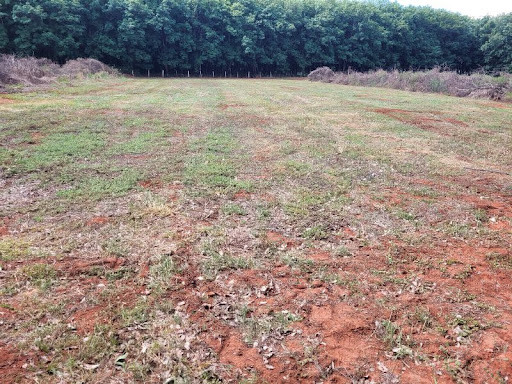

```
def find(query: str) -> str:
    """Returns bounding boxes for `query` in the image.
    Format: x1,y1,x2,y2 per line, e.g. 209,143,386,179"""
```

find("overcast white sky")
395,0,512,18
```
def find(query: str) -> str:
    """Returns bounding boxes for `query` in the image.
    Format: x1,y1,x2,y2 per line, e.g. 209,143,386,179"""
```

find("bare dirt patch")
0,344,32,384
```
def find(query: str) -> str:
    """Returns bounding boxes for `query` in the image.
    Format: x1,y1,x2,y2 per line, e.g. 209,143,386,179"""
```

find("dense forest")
0,0,511,75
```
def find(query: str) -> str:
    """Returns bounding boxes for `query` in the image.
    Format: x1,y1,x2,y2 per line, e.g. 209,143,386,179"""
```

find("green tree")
481,13,512,72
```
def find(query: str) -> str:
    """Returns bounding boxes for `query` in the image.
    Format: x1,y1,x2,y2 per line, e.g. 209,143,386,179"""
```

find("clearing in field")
0,78,511,383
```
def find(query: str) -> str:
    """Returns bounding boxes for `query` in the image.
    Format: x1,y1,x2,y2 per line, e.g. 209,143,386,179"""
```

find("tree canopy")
0,0,510,74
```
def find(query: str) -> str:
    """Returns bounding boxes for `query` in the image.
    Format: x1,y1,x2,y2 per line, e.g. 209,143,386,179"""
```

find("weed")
21,263,56,289
102,237,129,257
239,309,301,345
442,222,473,239
474,209,488,224
0,238,31,261
454,264,474,280
257,203,271,219
375,320,414,359
410,187,438,198
139,192,174,217
447,289,477,303
120,300,151,326
302,225,328,240
449,315,482,343
201,244,253,279
413,307,433,329
486,251,512,269
281,252,315,273
58,169,141,200
284,190,348,218
282,160,311,176
79,325,118,363
279,140,296,155
150,253,184,288
396,210,416,221
222,203,247,216
334,245,352,257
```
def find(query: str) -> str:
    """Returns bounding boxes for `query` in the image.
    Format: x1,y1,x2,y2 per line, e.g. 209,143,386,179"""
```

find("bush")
307,66,335,82
308,66,512,100
61,58,118,76
0,55,60,88
0,55,117,92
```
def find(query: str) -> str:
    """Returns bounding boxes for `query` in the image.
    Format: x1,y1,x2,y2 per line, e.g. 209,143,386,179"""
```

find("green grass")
20,263,56,290
201,243,254,279
57,169,141,200
15,131,105,172
184,128,252,195
0,238,32,261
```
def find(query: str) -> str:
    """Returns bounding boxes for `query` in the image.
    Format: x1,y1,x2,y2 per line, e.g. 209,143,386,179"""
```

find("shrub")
307,66,335,82
308,66,512,100
0,55,117,92
61,58,118,76
0,55,60,88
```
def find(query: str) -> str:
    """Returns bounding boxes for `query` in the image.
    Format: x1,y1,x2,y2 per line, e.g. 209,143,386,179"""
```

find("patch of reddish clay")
0,226,8,236
138,178,162,189
308,250,331,262
0,344,31,384
233,190,251,200
266,231,301,249
86,216,110,226
70,305,103,335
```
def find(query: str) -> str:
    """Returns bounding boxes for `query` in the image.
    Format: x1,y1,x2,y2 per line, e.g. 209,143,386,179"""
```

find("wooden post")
162,70,165,78
236,72,239,78
187,70,190,78
270,71,272,78
200,70,202,78
224,71,227,78
147,69,150,78
248,72,250,78
212,71,215,78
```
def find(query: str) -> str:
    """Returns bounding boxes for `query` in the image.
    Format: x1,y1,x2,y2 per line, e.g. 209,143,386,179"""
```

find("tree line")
0,0,511,75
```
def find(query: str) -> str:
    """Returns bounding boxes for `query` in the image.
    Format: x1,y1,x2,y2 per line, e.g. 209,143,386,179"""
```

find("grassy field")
1,78,511,383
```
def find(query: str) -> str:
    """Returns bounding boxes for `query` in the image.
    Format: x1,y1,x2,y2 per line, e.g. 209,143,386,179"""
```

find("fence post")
248,72,250,78
148,69,150,78
187,70,190,78
225,71,227,78
162,70,164,78
213,71,215,78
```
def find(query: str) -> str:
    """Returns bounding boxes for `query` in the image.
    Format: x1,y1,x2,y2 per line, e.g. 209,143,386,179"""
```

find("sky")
395,0,512,18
